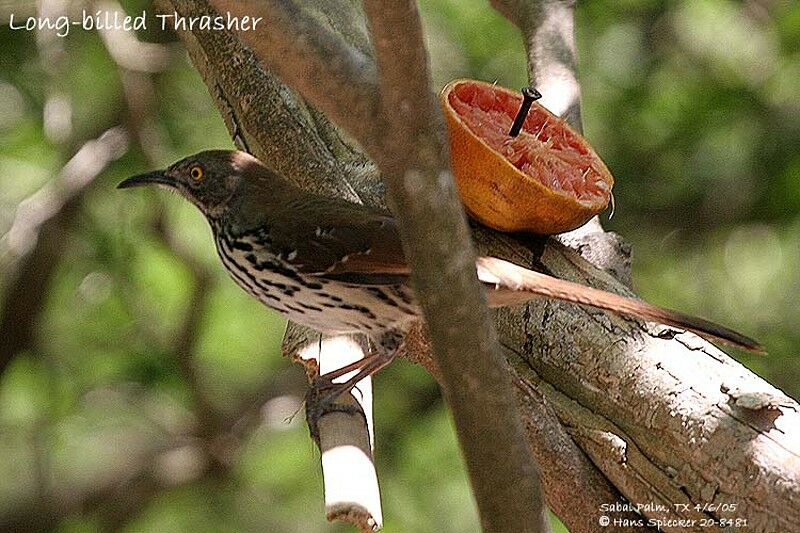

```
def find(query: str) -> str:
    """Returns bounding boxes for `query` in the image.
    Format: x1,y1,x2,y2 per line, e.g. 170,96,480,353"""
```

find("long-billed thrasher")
119,150,762,398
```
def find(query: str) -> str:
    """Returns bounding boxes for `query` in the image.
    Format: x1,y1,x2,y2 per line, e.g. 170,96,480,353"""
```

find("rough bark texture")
162,0,800,532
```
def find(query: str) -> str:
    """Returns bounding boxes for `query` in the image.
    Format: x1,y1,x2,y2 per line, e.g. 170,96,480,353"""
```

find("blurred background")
0,0,797,531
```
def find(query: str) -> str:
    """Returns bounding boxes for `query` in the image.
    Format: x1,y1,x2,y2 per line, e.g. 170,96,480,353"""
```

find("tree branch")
360,1,546,532
203,0,381,154
490,0,583,128
297,336,383,532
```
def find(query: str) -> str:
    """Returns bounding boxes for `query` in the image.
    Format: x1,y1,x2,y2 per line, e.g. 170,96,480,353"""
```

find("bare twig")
283,325,381,530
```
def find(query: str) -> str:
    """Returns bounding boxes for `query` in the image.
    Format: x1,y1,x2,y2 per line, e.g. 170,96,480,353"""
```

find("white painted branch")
296,336,383,533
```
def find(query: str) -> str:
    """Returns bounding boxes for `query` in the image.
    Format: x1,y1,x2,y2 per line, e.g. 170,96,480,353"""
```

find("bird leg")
313,330,403,401
317,352,383,382
306,350,397,445
316,351,397,403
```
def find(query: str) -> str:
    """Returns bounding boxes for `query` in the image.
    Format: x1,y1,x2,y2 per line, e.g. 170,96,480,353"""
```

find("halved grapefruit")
440,79,614,235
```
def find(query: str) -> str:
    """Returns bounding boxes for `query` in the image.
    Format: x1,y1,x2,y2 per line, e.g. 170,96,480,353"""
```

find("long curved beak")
117,170,173,189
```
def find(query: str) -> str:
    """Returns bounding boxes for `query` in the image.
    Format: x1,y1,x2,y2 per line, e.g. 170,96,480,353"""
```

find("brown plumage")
475,257,762,353
119,150,764,373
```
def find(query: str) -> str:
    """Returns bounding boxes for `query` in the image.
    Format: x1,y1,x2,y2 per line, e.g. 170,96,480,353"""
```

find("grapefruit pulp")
440,79,614,234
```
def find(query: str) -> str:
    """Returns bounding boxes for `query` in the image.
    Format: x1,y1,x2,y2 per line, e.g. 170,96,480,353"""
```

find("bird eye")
189,165,204,182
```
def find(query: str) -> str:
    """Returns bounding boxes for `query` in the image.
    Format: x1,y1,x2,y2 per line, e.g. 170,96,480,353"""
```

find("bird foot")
304,351,396,445
305,375,368,446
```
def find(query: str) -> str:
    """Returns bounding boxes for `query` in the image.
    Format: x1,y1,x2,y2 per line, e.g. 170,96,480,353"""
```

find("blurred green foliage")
0,0,797,531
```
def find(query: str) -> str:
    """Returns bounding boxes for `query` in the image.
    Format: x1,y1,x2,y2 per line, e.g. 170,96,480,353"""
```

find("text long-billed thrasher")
119,150,762,393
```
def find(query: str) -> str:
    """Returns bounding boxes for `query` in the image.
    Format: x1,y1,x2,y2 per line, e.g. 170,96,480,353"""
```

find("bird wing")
269,194,412,284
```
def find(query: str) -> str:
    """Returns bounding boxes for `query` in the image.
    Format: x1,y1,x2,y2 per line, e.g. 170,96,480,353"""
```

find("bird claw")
305,376,367,446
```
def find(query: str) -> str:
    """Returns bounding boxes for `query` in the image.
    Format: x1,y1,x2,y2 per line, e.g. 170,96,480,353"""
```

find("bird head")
118,150,259,218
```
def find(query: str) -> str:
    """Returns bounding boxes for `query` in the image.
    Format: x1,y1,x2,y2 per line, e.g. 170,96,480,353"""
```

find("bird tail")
476,257,764,354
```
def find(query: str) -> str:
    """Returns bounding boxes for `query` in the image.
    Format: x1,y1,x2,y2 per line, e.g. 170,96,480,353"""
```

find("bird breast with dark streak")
213,228,419,335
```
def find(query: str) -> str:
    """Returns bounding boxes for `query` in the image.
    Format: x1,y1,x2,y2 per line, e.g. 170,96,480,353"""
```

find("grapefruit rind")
440,79,614,234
